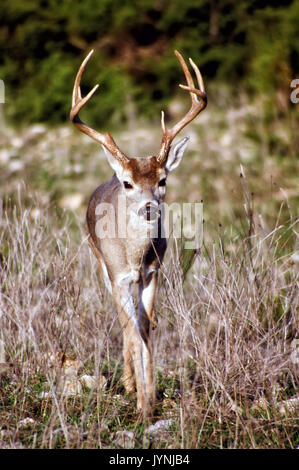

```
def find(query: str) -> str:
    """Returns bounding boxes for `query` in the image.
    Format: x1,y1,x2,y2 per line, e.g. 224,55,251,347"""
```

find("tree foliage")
0,0,298,126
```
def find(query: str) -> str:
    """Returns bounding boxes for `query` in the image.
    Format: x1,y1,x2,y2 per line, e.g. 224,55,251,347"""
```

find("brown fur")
126,157,161,185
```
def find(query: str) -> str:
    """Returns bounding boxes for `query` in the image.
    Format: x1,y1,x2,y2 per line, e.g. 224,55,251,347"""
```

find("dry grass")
0,93,298,448
0,181,297,449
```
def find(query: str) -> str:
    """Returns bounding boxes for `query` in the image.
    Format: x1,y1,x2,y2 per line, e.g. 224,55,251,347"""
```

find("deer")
70,49,207,417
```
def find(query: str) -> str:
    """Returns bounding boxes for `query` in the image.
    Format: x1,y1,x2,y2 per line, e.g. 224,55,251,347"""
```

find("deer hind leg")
112,278,154,416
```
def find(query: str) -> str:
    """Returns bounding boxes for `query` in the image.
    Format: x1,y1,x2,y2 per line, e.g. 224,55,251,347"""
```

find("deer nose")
138,201,160,221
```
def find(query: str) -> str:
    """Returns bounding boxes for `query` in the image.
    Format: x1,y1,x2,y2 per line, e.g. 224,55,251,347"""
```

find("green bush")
0,0,298,126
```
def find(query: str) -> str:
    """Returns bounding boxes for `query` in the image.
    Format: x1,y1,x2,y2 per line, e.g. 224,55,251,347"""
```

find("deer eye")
158,178,166,187
123,181,133,189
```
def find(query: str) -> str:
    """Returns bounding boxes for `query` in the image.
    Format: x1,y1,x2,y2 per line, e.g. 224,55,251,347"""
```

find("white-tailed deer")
70,49,207,417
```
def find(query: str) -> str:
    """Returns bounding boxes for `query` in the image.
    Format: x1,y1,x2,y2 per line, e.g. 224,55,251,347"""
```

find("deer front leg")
122,327,135,394
138,270,158,339
112,276,154,416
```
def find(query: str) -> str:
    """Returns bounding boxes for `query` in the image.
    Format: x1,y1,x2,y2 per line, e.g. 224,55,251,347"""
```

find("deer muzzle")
137,201,160,222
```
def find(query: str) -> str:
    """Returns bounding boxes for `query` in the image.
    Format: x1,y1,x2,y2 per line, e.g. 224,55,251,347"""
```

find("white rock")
79,374,105,390
80,374,96,389
59,193,83,210
73,163,83,174
17,418,37,429
143,419,175,447
58,127,72,139
29,124,47,136
252,395,299,416
9,160,24,172
11,137,23,149
113,430,135,449
277,397,299,416
144,418,174,437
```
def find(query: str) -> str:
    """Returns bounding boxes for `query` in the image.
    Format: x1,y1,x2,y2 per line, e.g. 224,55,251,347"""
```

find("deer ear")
165,137,189,172
103,147,124,177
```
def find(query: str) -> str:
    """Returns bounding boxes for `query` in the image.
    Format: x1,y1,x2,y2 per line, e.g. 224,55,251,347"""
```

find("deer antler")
157,50,207,165
70,50,129,165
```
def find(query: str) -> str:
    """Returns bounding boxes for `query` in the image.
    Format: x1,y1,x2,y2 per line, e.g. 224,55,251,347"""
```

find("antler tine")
71,49,94,108
189,57,205,93
70,50,129,165
175,50,197,104
157,50,207,164
179,57,205,97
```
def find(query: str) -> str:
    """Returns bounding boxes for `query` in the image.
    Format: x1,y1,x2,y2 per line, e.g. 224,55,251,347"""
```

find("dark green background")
1,0,298,127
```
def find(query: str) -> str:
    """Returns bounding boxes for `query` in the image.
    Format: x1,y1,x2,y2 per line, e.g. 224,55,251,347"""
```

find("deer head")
70,49,207,224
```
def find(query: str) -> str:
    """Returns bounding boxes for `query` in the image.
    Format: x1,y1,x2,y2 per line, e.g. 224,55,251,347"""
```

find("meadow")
0,88,298,448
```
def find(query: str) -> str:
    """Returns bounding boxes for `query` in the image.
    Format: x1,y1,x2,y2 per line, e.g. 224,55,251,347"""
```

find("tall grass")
0,179,298,448
0,89,298,447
